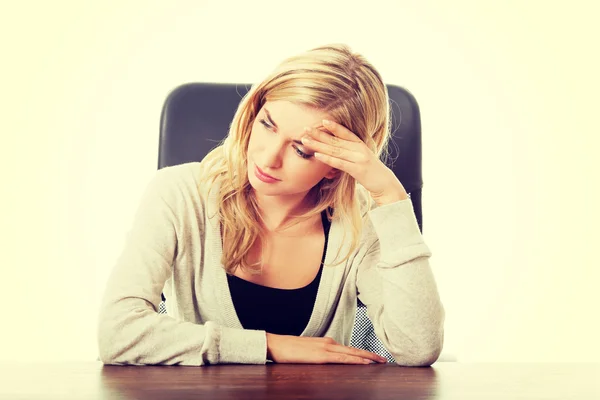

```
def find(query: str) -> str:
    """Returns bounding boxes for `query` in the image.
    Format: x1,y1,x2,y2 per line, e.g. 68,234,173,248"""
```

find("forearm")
98,285,268,366
358,199,445,366
374,256,445,364
372,188,409,206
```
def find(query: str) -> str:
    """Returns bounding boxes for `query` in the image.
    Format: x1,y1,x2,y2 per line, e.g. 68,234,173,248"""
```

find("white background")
2,0,598,362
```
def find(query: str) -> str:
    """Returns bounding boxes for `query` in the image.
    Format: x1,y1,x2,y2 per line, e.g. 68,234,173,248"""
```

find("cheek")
290,162,328,185
247,127,266,149
246,129,258,152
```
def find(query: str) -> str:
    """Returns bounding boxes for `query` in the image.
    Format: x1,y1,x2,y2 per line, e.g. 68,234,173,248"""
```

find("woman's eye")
259,119,272,130
294,146,312,159
259,119,311,160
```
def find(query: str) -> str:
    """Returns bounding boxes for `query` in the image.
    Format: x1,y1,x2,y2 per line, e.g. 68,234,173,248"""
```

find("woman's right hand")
266,333,388,364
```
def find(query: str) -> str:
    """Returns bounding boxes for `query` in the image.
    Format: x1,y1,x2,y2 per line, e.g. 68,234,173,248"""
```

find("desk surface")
1,362,598,400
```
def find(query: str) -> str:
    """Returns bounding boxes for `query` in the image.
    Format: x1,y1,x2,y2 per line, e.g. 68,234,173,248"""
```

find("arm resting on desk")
355,198,445,367
97,166,267,366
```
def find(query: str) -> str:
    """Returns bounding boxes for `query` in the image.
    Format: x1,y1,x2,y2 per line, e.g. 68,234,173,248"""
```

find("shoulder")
154,161,203,183
145,162,208,209
147,162,201,193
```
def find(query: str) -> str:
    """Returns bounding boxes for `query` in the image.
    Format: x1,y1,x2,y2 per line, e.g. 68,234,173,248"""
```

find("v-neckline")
212,210,340,337
226,210,331,291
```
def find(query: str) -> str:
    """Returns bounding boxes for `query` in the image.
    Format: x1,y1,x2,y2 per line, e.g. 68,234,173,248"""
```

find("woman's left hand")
301,119,409,206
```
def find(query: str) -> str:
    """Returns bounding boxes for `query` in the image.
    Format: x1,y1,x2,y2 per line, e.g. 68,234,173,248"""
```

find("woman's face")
246,100,338,199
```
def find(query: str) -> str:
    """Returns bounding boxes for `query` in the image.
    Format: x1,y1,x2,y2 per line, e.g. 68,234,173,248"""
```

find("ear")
324,168,340,180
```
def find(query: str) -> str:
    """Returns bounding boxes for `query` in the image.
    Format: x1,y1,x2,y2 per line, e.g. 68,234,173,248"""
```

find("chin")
249,180,285,196
247,172,274,191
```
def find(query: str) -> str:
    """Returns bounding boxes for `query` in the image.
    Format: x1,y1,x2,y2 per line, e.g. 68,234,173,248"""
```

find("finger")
305,127,360,150
321,119,363,143
328,354,374,364
313,152,358,176
301,137,363,163
327,343,387,363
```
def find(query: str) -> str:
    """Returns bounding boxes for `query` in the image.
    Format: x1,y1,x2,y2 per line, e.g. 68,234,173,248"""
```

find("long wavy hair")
198,43,392,275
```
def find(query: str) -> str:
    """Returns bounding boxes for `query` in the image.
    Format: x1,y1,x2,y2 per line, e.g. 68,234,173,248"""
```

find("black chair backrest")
159,82,424,232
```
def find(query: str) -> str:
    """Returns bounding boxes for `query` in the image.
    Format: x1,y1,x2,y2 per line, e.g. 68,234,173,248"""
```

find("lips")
256,166,279,181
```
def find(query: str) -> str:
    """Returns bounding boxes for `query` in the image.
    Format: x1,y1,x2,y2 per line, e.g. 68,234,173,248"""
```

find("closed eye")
293,146,311,159
259,119,273,130
259,119,313,160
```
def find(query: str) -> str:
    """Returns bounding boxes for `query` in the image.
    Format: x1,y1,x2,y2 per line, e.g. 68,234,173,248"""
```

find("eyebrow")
264,108,278,129
264,108,305,146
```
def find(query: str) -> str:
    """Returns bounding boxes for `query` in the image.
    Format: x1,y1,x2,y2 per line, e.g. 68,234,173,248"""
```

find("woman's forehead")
261,100,332,130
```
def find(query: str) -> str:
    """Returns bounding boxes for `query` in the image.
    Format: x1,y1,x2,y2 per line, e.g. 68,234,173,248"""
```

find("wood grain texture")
0,362,598,400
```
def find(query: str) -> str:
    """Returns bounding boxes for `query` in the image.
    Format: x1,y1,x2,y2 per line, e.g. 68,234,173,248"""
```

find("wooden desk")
1,362,598,399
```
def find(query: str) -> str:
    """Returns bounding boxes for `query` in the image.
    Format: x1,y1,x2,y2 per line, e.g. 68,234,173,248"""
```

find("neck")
252,189,318,232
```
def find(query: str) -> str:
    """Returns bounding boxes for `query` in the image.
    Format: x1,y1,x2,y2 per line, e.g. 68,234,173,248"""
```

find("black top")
226,211,331,336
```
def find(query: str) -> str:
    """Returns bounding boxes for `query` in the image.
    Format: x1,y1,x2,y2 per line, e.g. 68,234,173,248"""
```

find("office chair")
156,82,425,363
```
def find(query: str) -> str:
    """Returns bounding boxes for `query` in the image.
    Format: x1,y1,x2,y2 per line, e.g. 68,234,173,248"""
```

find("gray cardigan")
97,162,445,366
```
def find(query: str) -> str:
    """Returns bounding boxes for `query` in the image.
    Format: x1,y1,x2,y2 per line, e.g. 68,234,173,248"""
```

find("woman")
97,43,445,367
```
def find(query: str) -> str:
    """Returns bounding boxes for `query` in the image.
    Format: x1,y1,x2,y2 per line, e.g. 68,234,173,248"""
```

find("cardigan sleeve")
355,197,445,367
96,165,267,366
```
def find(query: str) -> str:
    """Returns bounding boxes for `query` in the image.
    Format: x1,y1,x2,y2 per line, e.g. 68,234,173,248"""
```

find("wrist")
373,190,409,206
266,332,275,360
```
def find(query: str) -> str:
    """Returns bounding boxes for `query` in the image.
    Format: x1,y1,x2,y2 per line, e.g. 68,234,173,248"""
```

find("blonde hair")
198,43,392,275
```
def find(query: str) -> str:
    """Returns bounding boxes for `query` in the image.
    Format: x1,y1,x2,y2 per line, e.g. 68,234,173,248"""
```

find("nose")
260,139,284,169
